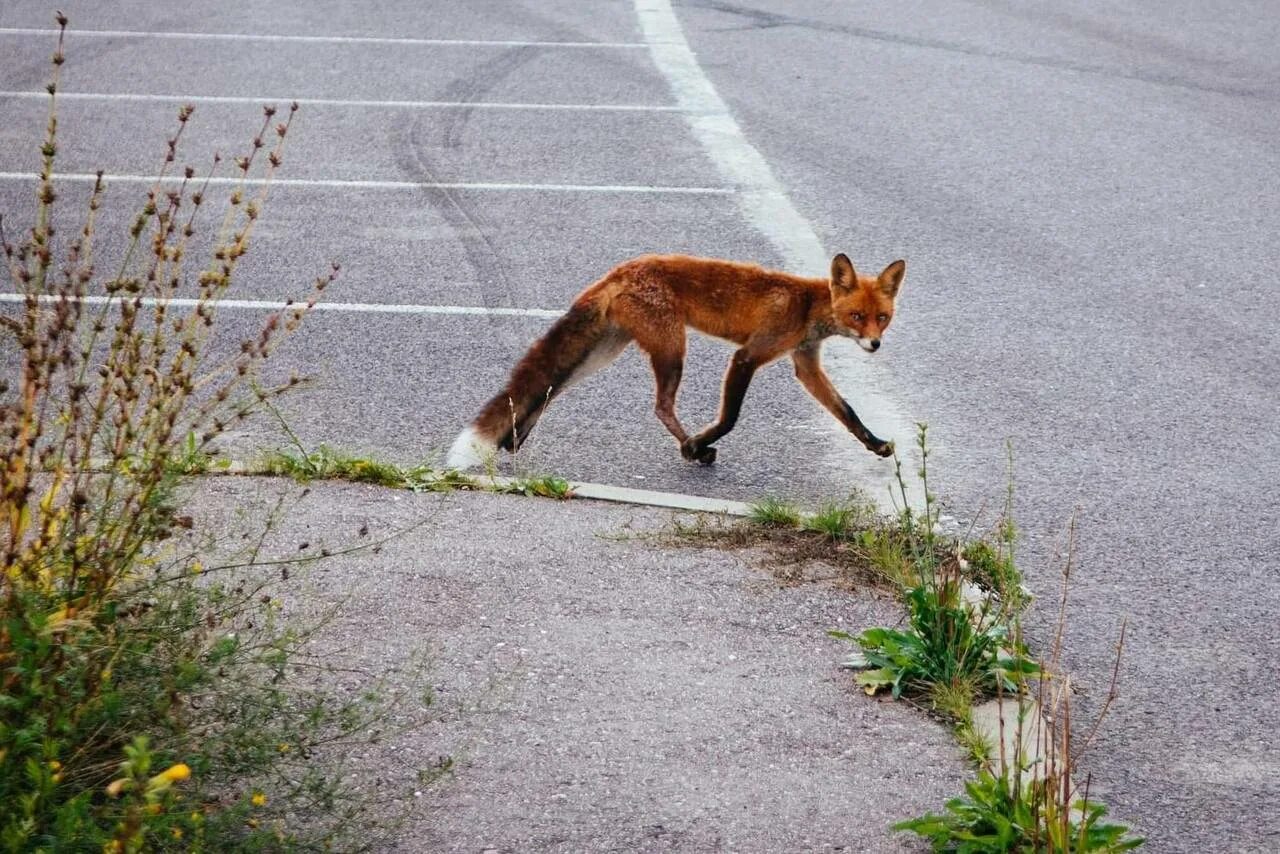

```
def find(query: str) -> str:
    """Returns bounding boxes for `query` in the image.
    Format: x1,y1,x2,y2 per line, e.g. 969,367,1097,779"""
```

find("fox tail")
446,300,628,469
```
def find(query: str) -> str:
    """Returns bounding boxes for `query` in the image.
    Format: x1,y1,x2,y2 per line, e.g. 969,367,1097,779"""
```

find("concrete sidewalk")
188,477,966,852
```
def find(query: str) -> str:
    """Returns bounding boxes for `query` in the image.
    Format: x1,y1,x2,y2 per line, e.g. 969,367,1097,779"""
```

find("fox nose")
869,339,881,351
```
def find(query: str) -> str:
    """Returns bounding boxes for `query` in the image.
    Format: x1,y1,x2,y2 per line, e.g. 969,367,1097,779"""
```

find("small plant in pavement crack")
830,570,1040,703
831,426,1038,710
870,438,1142,851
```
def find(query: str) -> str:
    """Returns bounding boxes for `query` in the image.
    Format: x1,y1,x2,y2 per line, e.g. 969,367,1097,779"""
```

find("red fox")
446,252,905,469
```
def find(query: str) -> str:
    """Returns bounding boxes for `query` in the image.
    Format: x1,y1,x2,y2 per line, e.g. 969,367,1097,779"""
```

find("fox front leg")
791,347,894,457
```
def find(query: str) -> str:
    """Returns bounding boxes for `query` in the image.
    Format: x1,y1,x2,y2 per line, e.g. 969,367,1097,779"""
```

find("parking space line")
0,293,563,318
0,172,731,196
0,91,684,112
0,27,657,48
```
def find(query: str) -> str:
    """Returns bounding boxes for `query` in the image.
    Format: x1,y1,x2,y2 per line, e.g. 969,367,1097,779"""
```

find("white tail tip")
446,426,496,470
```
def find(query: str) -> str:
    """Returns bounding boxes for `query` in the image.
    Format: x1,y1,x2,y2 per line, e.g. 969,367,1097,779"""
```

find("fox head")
829,253,905,353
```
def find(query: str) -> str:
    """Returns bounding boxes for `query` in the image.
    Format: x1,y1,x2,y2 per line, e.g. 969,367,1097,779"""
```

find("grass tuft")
953,715,994,766
261,444,408,487
256,445,577,501
930,679,977,722
857,526,921,589
748,496,803,527
801,501,864,539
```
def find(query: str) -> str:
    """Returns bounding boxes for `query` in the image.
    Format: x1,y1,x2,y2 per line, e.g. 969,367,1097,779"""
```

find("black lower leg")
841,400,893,456
685,353,757,462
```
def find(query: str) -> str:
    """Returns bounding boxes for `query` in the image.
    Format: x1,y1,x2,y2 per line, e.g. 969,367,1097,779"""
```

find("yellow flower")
156,763,191,784
147,762,192,793
171,828,183,840
251,791,267,807
48,760,62,771
277,743,290,753
105,778,130,798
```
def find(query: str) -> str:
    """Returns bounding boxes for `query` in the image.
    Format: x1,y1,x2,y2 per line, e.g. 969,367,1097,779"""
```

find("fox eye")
877,313,889,323
850,312,865,323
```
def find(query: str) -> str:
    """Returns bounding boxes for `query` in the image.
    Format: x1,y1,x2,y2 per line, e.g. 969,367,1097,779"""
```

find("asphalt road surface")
2,2,1277,851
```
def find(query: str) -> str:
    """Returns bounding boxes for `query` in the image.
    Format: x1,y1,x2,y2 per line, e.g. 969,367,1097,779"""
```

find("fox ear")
830,253,857,294
878,259,905,297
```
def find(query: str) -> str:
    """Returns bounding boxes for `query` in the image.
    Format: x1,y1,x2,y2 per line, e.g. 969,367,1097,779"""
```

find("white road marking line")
0,90,685,112
0,293,564,319
0,172,731,196
633,0,921,513
0,27,656,48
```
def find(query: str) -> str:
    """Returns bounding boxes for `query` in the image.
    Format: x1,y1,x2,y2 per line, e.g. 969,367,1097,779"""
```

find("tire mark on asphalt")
394,7,628,337
964,0,1233,72
393,46,542,325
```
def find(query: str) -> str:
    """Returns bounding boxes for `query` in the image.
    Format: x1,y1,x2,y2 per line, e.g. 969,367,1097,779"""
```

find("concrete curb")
211,460,755,517
969,695,1053,785
562,480,754,516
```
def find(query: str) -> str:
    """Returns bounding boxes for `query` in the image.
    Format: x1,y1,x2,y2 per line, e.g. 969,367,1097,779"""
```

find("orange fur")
446,253,905,468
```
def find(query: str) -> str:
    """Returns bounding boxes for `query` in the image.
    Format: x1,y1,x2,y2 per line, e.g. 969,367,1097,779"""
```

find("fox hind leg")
625,319,701,460
648,352,703,455
651,354,717,463
613,296,711,463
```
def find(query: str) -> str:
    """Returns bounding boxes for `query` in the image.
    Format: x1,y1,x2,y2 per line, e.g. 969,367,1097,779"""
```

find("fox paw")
871,439,895,458
681,440,718,465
